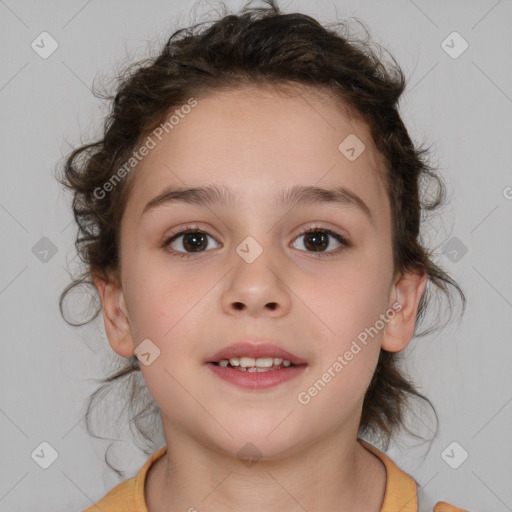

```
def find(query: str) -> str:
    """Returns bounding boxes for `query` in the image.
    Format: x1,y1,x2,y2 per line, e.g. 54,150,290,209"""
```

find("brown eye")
302,231,329,252
180,232,208,252
291,227,350,257
164,228,220,256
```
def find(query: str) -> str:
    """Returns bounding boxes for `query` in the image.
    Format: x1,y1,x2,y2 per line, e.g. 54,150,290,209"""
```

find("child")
58,1,468,510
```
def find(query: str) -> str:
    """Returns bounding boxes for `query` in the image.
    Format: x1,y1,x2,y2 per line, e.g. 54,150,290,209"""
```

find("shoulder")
357,438,470,512
433,501,471,512
81,477,138,512
80,446,167,512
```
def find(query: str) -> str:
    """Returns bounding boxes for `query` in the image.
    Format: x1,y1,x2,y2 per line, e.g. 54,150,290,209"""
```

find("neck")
145,420,386,512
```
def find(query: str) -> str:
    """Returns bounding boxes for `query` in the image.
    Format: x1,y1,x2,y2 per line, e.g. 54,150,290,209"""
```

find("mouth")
210,357,300,372
205,341,307,390
207,341,306,365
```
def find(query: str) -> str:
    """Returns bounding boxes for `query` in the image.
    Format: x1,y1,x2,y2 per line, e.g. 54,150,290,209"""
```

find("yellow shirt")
81,438,469,512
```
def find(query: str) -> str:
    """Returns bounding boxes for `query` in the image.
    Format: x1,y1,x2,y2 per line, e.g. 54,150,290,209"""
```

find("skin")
94,83,426,511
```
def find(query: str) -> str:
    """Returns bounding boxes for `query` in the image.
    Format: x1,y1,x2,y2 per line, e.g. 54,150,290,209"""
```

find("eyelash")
162,223,351,259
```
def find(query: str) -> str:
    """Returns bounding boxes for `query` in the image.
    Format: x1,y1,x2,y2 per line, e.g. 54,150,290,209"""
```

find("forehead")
123,84,390,229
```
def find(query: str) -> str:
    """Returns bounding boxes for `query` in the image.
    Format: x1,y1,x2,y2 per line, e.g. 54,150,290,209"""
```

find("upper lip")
207,341,307,365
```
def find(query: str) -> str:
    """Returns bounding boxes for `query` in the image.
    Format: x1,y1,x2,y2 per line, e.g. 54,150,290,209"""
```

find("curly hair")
57,0,466,477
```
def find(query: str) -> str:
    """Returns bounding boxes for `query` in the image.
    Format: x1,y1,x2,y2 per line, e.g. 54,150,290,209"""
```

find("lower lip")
206,363,307,390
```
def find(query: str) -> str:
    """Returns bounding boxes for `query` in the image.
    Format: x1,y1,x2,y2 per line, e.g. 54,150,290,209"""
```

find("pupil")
305,232,327,252
184,232,207,252
182,231,329,253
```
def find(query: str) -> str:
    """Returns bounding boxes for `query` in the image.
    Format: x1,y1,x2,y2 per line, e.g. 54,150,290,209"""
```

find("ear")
93,272,135,358
381,269,427,353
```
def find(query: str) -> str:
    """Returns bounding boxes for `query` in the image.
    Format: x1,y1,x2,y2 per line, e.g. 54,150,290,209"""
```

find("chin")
207,423,307,463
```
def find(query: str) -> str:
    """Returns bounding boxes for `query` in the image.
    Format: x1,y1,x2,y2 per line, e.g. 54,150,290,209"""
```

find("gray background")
1,0,511,511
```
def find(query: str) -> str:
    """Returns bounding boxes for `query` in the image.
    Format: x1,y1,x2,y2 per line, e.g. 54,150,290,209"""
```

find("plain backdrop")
0,1,511,511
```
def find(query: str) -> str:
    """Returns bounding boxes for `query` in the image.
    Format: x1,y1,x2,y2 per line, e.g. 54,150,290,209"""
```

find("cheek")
125,252,207,339
125,257,214,394
304,263,391,342
297,345,378,424
299,259,390,402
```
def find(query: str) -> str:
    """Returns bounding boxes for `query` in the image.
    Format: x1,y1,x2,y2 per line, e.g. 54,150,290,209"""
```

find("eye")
291,225,351,257
163,225,221,258
162,224,351,259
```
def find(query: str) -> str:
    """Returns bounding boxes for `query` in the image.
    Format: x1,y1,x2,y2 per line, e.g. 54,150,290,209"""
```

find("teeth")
218,356,293,369
240,357,257,367
239,356,276,367
256,357,274,367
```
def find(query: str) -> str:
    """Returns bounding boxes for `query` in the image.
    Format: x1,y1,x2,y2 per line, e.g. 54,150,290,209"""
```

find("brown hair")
57,0,466,476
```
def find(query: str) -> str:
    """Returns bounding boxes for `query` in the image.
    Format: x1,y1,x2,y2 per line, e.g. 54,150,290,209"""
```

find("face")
98,84,424,461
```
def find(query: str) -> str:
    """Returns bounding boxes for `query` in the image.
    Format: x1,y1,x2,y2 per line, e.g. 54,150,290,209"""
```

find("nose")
220,250,292,318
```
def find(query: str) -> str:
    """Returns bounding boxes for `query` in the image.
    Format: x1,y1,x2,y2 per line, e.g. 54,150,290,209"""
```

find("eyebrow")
141,183,375,226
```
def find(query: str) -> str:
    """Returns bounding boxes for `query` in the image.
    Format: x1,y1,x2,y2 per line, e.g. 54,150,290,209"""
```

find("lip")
205,341,307,391
206,362,307,390
206,341,307,365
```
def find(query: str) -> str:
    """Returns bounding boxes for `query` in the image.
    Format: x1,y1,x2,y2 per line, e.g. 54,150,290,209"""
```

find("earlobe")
93,274,135,358
381,269,427,353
